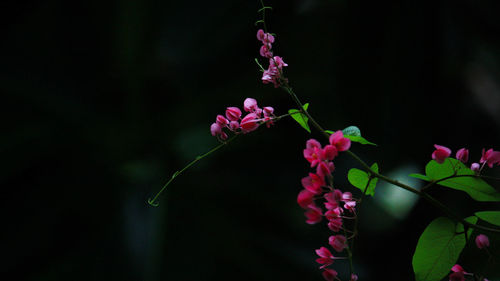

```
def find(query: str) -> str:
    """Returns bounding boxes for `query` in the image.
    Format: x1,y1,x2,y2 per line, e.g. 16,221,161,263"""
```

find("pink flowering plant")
149,1,500,280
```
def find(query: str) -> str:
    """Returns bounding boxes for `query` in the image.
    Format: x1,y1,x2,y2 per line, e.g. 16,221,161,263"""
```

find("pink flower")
432,144,451,164
225,107,242,121
216,115,229,126
480,148,500,168
243,98,258,113
315,247,335,269
328,235,347,252
316,161,334,178
475,234,490,249
451,264,466,274
229,121,239,131
324,192,339,210
329,131,351,152
263,106,274,117
323,145,338,160
325,207,342,221
301,173,326,194
210,123,222,136
471,162,480,171
344,200,356,212
455,148,469,163
327,218,343,232
271,56,288,69
297,189,314,209
259,44,273,58
306,138,322,149
305,204,323,225
350,274,358,281
341,192,352,202
304,140,326,168
322,269,338,281
256,29,265,41
240,113,259,133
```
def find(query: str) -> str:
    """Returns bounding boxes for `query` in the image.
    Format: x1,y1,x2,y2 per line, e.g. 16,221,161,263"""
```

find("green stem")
147,135,237,206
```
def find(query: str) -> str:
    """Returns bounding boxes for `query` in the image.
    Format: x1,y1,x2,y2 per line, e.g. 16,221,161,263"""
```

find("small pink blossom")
471,162,480,171
323,145,338,160
322,268,338,281
243,98,258,113
329,131,351,152
480,148,500,168
240,113,259,133
324,192,340,210
325,207,342,221
271,56,288,69
451,264,466,274
316,161,334,178
210,123,222,137
263,106,274,117
259,44,273,58
306,139,322,149
305,204,323,225
327,218,343,232
256,29,265,41
219,132,228,140
350,274,358,281
315,247,335,269
304,145,326,168
301,173,326,194
328,235,347,252
216,115,229,126
297,189,315,209
225,107,242,121
432,144,451,164
341,192,353,202
229,121,239,131
455,148,469,163
475,234,490,249
344,200,356,212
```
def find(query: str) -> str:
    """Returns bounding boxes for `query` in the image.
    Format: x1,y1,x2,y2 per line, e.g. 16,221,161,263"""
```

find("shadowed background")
2,0,500,280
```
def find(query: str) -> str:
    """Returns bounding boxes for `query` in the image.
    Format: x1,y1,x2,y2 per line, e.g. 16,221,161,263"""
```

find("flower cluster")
448,264,489,281
297,131,358,281
431,145,500,172
210,98,276,141
256,29,288,88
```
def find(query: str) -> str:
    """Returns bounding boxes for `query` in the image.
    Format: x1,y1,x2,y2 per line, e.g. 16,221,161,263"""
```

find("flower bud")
471,162,480,171
432,144,451,164
225,107,242,121
210,123,222,137
475,234,489,249
263,106,274,117
216,115,229,126
229,121,239,131
243,98,258,112
456,148,469,163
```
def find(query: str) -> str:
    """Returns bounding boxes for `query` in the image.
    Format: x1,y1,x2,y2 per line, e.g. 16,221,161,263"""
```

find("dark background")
2,0,500,280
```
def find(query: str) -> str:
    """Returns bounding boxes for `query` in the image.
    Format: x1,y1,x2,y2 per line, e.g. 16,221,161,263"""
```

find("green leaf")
344,135,377,146
347,163,379,196
424,158,500,201
325,127,377,146
475,211,500,226
288,103,310,133
412,217,467,281
409,173,430,181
